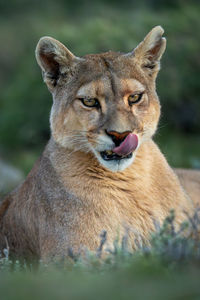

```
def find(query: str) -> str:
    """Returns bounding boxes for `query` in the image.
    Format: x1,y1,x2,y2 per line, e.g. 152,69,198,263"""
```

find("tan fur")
0,26,199,260
175,168,200,206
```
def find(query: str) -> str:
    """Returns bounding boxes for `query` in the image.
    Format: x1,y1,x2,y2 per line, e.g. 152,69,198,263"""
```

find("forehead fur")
77,52,148,84
63,52,150,102
77,78,145,99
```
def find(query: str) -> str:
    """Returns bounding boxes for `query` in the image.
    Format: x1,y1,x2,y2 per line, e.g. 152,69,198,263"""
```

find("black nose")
106,130,132,147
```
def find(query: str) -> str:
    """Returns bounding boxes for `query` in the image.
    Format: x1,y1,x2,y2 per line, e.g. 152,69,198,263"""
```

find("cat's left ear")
132,26,166,78
35,36,80,92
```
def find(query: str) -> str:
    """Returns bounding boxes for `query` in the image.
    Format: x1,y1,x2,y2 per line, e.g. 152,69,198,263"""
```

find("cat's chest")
41,176,166,253
53,181,162,234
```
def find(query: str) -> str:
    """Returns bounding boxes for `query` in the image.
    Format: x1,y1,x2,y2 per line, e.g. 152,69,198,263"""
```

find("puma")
0,26,199,260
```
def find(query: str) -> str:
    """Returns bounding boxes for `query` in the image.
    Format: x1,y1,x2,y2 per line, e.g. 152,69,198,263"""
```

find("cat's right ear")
35,37,79,92
131,26,166,79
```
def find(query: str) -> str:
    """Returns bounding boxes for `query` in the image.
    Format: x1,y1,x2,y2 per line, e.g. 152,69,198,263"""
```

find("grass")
1,210,200,300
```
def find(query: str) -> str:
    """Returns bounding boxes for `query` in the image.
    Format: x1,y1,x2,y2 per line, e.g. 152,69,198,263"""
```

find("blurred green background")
0,0,200,196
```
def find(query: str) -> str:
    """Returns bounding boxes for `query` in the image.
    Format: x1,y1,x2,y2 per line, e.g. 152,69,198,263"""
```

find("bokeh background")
0,0,200,196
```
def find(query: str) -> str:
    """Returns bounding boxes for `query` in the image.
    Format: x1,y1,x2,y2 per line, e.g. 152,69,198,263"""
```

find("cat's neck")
45,137,153,185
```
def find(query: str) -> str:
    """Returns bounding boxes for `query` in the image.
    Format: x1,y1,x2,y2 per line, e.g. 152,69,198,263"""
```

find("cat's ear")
36,37,79,91
132,26,166,78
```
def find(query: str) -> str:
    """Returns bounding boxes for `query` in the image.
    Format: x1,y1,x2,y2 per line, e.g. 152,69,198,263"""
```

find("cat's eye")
128,93,143,106
79,97,100,108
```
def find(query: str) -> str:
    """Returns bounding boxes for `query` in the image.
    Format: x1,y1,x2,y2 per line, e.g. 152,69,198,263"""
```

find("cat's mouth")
99,133,138,161
100,150,133,161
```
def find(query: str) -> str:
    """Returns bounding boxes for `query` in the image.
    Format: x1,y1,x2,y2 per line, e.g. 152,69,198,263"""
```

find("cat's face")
36,26,166,172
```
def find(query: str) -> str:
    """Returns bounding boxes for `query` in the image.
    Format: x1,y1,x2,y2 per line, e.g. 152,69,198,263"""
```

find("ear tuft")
133,26,166,78
35,37,76,90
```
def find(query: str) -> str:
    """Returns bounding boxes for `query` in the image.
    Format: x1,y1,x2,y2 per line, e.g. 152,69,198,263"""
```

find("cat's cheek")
86,110,100,128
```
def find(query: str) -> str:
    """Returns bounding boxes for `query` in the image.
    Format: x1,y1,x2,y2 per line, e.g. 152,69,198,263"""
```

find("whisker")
64,134,107,148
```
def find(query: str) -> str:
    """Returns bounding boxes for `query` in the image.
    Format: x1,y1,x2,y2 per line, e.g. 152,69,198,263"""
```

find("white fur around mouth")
90,148,135,172
88,135,140,172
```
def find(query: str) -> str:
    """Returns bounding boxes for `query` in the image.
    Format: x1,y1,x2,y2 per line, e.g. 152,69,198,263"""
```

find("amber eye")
79,97,100,108
128,93,143,106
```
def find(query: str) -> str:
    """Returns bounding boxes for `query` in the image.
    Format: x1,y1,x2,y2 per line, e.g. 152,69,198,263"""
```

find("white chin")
93,151,136,172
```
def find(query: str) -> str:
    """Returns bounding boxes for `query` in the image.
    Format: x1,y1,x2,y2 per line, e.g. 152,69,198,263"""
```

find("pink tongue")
112,133,138,156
